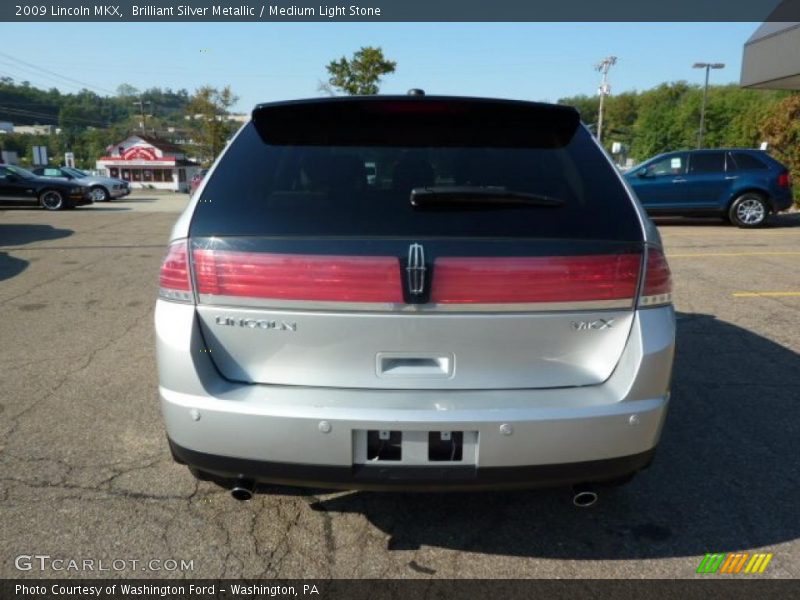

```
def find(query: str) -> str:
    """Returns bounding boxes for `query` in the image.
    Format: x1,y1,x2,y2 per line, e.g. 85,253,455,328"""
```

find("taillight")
431,254,642,304
158,240,193,302
638,247,672,308
778,171,791,188
193,250,403,303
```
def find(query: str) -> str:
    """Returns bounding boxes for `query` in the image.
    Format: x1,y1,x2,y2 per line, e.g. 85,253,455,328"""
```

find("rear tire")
39,190,65,211
729,193,768,228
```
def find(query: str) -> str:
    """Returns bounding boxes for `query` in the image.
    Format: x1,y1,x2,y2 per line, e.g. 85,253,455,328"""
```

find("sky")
0,22,759,113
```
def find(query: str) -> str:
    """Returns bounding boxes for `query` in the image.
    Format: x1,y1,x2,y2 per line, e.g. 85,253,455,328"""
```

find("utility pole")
595,56,617,145
132,98,152,132
692,62,725,148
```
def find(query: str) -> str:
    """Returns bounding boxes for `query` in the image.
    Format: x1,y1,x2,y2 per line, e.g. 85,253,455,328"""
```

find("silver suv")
156,96,675,501
32,166,131,202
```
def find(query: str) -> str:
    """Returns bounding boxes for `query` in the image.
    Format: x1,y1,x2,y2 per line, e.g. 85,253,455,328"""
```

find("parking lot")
1,191,798,579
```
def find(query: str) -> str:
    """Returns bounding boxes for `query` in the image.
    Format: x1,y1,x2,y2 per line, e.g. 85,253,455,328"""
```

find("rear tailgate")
188,97,645,391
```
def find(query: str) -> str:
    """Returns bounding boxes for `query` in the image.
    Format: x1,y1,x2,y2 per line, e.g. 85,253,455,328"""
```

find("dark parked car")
625,149,793,228
32,166,130,202
0,164,92,210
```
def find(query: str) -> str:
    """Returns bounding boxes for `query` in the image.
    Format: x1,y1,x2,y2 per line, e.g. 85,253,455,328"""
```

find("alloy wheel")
41,191,63,210
736,197,766,225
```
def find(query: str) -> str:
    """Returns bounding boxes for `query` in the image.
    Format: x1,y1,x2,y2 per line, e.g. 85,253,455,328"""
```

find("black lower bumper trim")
169,439,656,491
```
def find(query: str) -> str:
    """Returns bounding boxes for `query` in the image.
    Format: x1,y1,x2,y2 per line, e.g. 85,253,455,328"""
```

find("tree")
559,94,599,130
116,83,139,98
324,46,396,95
630,82,695,159
0,79,197,167
185,85,238,163
760,94,800,201
560,82,795,162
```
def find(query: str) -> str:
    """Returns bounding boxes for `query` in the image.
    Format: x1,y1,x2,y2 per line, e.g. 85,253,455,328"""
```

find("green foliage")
0,78,63,125
631,82,695,158
604,92,638,137
559,83,794,163
325,46,397,95
761,95,800,200
116,83,139,98
185,85,239,164
562,95,599,130
0,78,195,167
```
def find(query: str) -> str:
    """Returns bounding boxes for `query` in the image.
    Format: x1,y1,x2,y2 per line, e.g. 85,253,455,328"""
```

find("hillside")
0,78,191,130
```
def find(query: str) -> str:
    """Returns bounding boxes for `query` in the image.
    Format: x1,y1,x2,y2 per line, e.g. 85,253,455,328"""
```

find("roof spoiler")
251,96,581,148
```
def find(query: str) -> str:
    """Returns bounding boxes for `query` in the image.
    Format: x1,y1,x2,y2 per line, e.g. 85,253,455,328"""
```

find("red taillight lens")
431,254,642,304
778,171,791,188
158,240,193,302
639,247,672,307
193,250,403,303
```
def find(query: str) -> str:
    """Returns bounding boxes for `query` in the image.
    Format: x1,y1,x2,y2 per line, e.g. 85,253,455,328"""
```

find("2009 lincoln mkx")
155,94,675,505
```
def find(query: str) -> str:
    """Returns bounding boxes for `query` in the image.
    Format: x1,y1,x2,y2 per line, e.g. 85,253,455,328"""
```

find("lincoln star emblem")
406,243,426,295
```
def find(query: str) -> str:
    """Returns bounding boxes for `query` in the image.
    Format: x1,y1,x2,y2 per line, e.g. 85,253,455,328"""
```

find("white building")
14,124,54,135
95,135,202,192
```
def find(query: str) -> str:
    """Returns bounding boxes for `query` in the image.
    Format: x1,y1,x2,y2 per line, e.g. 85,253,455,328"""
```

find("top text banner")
2,0,800,22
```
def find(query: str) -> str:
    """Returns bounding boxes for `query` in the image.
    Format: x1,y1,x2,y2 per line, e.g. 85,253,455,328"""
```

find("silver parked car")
32,166,131,202
156,95,675,503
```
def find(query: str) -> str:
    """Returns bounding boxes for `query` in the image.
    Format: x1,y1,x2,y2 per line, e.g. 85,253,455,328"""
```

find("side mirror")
636,169,650,178
6,173,19,182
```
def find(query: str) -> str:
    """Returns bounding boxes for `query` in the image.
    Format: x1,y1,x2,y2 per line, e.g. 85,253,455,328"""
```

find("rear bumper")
156,301,675,490
161,390,668,489
169,439,656,491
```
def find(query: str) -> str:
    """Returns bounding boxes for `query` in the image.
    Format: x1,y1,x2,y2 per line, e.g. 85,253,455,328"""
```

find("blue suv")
625,149,794,228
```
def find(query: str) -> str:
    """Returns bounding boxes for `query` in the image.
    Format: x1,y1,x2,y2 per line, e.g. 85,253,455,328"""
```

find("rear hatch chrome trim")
196,294,633,313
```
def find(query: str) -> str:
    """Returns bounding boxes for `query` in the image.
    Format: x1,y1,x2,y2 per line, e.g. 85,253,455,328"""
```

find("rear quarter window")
730,152,769,171
191,102,643,242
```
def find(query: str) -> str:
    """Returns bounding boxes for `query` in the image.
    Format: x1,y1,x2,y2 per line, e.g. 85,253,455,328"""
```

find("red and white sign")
121,146,158,161
99,158,175,166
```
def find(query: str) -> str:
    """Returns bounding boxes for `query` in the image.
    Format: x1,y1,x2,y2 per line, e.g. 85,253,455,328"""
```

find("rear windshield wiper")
410,186,564,209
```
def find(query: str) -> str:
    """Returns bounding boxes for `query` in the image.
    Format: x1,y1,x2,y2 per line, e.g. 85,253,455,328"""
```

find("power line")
0,66,76,94
0,52,116,94
0,104,108,127
0,51,117,96
0,63,91,94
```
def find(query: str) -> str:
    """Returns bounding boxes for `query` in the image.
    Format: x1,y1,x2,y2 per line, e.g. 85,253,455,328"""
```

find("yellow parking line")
733,292,800,298
668,251,800,258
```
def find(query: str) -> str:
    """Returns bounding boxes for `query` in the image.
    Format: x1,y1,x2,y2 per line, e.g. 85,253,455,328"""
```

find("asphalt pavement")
1,192,798,579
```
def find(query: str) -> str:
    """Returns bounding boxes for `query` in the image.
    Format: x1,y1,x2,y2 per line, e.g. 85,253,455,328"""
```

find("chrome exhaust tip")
572,484,598,508
230,479,255,501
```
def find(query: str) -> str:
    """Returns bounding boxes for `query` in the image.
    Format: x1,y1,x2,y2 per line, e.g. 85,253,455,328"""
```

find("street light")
693,62,725,148
594,55,618,144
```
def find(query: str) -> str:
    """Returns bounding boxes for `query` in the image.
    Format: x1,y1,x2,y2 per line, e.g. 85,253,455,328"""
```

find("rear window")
191,99,642,241
730,152,769,171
